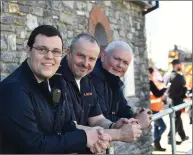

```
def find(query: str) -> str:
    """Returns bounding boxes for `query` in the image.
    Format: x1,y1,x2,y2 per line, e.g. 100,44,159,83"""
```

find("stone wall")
0,0,152,154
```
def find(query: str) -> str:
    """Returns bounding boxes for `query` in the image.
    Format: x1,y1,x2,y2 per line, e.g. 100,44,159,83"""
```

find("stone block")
1,1,9,12
110,24,118,30
16,45,24,51
18,52,27,63
109,18,117,24
127,33,133,40
61,32,67,40
113,30,120,40
76,10,85,16
20,30,26,39
43,10,55,18
26,14,38,30
57,25,67,33
62,1,75,10
1,25,15,32
52,15,59,19
1,52,18,63
19,5,33,13
59,13,74,25
32,7,43,17
1,14,14,24
76,1,86,11
1,63,19,74
50,1,62,10
8,34,16,51
115,12,120,20
42,18,53,25
0,34,8,50
67,31,73,38
38,1,46,8
104,7,109,17
78,24,85,30
119,30,125,37
131,27,135,33
16,38,24,45
14,16,26,26
8,3,19,13
87,2,92,12
104,1,111,7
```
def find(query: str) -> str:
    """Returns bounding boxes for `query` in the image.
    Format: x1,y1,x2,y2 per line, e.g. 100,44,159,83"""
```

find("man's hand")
90,129,112,153
135,108,152,129
112,118,139,129
161,94,167,101
118,122,142,142
85,127,111,153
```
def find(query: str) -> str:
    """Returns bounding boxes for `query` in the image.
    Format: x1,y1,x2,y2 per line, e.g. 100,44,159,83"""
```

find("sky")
145,1,192,70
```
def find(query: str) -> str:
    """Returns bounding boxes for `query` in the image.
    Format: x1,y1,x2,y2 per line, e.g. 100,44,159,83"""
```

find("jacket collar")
21,60,52,98
21,60,40,87
58,56,75,82
94,59,124,89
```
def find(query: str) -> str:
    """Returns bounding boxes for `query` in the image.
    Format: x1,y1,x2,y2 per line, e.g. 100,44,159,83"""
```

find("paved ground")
152,108,192,154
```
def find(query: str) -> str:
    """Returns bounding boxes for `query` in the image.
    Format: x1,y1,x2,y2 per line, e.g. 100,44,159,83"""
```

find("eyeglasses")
32,46,62,57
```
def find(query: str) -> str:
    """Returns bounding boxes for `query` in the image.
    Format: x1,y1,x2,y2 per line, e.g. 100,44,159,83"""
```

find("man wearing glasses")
0,25,111,154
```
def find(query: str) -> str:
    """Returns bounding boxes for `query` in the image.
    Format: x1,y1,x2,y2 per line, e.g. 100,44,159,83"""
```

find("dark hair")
149,67,154,74
69,32,99,52
171,59,181,65
27,25,63,49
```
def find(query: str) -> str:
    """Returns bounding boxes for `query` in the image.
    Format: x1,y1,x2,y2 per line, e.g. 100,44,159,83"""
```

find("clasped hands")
86,126,111,153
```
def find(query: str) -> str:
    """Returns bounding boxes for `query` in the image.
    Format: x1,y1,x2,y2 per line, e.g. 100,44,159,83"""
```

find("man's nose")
45,51,54,59
117,61,123,68
82,59,89,67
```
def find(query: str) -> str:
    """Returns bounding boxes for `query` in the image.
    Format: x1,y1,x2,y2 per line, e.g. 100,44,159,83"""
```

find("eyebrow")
37,46,62,50
114,56,128,62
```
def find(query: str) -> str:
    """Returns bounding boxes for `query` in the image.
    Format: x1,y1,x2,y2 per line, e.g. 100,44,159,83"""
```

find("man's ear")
100,51,106,62
66,48,70,56
26,46,31,58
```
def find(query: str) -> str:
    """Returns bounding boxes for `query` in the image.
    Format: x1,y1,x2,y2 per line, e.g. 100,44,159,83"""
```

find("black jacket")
91,59,134,122
0,60,87,154
168,71,187,101
58,56,102,126
149,80,166,97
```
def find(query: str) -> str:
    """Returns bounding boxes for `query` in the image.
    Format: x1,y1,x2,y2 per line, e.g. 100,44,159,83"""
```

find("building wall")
0,0,152,154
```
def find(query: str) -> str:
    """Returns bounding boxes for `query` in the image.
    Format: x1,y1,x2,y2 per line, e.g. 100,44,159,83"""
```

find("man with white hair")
92,40,152,129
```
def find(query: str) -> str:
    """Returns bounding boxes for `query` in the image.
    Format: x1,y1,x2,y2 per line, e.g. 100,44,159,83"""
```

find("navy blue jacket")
58,56,102,126
168,71,187,103
0,60,87,154
91,59,134,122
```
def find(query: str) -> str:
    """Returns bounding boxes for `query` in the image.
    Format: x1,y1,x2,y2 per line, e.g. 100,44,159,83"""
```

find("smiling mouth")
42,63,54,67
113,68,121,73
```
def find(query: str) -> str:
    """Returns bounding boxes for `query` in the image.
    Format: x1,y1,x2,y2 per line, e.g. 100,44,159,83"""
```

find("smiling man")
58,33,143,152
0,25,111,154
92,41,151,128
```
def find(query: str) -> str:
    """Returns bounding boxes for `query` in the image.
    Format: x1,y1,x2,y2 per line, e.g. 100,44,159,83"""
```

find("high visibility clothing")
150,79,165,112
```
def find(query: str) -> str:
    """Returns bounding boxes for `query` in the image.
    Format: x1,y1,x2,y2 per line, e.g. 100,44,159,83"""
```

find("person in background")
167,59,189,145
0,25,111,154
149,67,167,151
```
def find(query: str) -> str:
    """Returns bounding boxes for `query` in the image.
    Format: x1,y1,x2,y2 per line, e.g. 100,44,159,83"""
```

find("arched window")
94,23,108,53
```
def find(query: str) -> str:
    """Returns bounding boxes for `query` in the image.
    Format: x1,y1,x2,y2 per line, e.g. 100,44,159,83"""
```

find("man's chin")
74,73,85,79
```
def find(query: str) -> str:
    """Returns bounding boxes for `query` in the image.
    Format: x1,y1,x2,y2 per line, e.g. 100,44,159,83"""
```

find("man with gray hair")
58,33,144,153
92,40,152,129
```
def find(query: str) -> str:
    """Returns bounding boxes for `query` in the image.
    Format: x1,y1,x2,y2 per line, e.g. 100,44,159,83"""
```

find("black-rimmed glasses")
32,46,62,57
